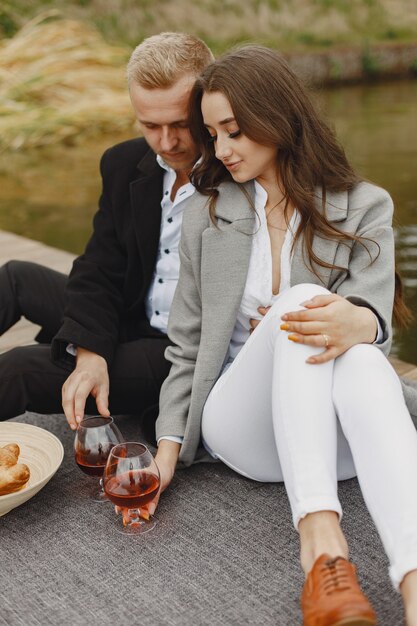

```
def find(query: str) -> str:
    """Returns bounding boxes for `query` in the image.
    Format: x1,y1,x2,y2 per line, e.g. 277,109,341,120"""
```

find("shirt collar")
156,154,203,175
156,154,172,173
253,179,268,209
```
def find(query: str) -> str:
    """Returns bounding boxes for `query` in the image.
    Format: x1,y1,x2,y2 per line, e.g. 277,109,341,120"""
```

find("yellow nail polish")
288,335,299,342
280,323,289,331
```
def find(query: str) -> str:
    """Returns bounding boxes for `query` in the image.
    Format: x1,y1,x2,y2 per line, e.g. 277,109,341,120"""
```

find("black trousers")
0,261,171,423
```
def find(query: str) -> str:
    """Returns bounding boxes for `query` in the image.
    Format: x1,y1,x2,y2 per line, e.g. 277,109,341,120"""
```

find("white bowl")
0,422,64,516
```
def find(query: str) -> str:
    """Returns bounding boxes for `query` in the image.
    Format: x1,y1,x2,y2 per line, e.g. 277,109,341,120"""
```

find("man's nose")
160,127,178,152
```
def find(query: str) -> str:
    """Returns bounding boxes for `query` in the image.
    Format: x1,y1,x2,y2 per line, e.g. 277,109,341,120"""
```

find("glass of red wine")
103,442,160,535
74,416,124,502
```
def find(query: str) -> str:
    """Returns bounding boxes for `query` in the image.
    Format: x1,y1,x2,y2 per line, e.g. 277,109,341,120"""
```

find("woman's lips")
224,161,242,171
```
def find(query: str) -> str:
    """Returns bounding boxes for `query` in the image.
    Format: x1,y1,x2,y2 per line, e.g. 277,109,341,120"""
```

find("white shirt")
225,181,300,365
67,155,194,359
145,155,195,334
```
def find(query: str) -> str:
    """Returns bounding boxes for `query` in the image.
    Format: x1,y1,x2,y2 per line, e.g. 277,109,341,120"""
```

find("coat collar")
209,180,350,290
130,147,164,289
136,146,161,178
214,181,255,224
213,180,349,225
315,187,348,223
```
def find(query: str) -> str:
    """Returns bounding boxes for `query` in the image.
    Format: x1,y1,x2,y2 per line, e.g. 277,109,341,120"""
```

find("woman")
150,46,417,625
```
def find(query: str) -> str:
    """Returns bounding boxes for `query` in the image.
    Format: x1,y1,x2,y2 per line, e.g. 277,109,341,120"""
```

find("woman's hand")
280,293,378,364
146,440,180,516
249,306,271,333
115,440,180,524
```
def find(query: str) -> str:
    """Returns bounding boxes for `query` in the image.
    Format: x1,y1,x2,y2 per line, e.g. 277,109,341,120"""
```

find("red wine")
75,451,106,477
104,471,160,509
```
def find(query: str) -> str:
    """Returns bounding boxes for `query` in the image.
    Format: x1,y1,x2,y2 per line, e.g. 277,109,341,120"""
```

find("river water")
0,80,416,362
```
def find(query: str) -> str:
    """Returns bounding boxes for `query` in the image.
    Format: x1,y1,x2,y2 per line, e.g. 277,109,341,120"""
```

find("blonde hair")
127,32,214,89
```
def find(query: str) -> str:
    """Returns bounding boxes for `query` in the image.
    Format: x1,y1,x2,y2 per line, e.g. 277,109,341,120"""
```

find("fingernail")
280,323,289,331
300,300,312,306
75,415,82,423
281,314,288,320
70,424,76,430
288,335,299,342
306,357,316,363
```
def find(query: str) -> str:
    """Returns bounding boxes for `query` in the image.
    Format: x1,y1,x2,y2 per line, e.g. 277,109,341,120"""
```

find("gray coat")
156,180,417,465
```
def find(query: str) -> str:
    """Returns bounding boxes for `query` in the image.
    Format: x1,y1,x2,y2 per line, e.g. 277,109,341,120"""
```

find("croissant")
0,443,30,495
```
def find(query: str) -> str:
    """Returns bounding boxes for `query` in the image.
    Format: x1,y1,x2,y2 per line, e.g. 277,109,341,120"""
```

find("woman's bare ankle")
298,510,348,575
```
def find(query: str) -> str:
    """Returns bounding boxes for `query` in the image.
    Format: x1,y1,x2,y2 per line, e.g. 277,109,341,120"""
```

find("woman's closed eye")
207,129,242,143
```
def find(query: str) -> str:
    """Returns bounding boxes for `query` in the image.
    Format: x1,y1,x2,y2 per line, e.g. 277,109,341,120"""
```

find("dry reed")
0,11,133,150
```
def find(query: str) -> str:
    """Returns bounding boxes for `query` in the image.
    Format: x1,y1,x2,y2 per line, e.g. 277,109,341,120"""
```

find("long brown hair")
188,45,410,328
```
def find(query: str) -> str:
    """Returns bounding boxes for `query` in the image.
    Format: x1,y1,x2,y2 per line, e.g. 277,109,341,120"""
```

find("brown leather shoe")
301,554,377,626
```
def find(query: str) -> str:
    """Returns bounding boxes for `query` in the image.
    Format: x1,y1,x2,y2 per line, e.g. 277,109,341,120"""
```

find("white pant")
202,284,417,589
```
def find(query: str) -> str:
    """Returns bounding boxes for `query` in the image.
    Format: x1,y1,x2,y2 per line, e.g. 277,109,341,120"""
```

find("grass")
1,3,416,151
0,12,134,150
1,0,417,52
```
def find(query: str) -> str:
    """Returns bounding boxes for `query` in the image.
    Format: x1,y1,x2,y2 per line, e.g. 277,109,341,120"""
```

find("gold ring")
322,333,329,348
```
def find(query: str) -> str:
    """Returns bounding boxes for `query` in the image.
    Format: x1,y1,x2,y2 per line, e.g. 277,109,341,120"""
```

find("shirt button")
164,249,170,254
158,278,163,284
155,310,160,315
167,217,173,223
164,190,169,196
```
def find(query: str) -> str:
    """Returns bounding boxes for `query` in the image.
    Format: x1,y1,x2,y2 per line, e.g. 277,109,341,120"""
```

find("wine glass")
103,442,160,535
74,416,124,502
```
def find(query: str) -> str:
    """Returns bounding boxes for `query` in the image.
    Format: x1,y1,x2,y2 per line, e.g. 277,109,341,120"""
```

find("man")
0,32,213,431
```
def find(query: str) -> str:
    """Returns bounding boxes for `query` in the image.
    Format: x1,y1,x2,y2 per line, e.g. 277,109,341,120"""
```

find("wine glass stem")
127,509,142,525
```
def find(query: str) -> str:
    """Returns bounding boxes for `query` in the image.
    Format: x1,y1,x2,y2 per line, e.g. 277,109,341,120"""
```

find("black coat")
52,137,166,368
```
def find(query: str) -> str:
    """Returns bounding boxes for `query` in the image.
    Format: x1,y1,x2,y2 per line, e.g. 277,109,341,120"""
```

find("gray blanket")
0,412,404,625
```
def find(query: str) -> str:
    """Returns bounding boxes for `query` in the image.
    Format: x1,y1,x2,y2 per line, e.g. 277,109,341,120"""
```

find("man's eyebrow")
138,119,188,125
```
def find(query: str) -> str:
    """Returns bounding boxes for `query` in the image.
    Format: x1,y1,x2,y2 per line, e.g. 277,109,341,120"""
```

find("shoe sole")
304,617,376,626
330,619,376,626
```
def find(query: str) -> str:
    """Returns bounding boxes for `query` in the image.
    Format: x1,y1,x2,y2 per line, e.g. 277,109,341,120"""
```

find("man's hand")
62,347,110,430
280,293,378,364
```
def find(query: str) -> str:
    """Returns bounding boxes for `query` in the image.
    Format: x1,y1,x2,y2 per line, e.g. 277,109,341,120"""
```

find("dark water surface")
0,80,416,362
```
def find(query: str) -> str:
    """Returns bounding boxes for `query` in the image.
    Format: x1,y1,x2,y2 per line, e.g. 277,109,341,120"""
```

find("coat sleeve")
155,210,204,440
51,147,128,368
336,183,395,356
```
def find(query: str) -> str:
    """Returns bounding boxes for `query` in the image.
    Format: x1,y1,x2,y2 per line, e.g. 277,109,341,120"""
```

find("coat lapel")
291,188,349,287
130,149,164,289
199,183,255,376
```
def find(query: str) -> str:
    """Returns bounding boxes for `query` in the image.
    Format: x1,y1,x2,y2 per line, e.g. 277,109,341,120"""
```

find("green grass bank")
2,0,417,53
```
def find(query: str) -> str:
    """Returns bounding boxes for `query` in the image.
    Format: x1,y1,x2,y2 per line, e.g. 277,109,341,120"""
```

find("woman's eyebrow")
218,117,236,125
203,117,236,128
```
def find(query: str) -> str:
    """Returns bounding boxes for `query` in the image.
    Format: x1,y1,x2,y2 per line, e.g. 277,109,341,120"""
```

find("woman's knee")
269,283,331,316
336,343,388,375
334,344,388,396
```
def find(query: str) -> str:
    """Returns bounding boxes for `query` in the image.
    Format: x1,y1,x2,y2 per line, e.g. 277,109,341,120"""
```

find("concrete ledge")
286,42,417,85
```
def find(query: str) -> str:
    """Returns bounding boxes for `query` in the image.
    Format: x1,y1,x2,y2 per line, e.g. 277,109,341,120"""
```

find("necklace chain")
265,199,287,232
